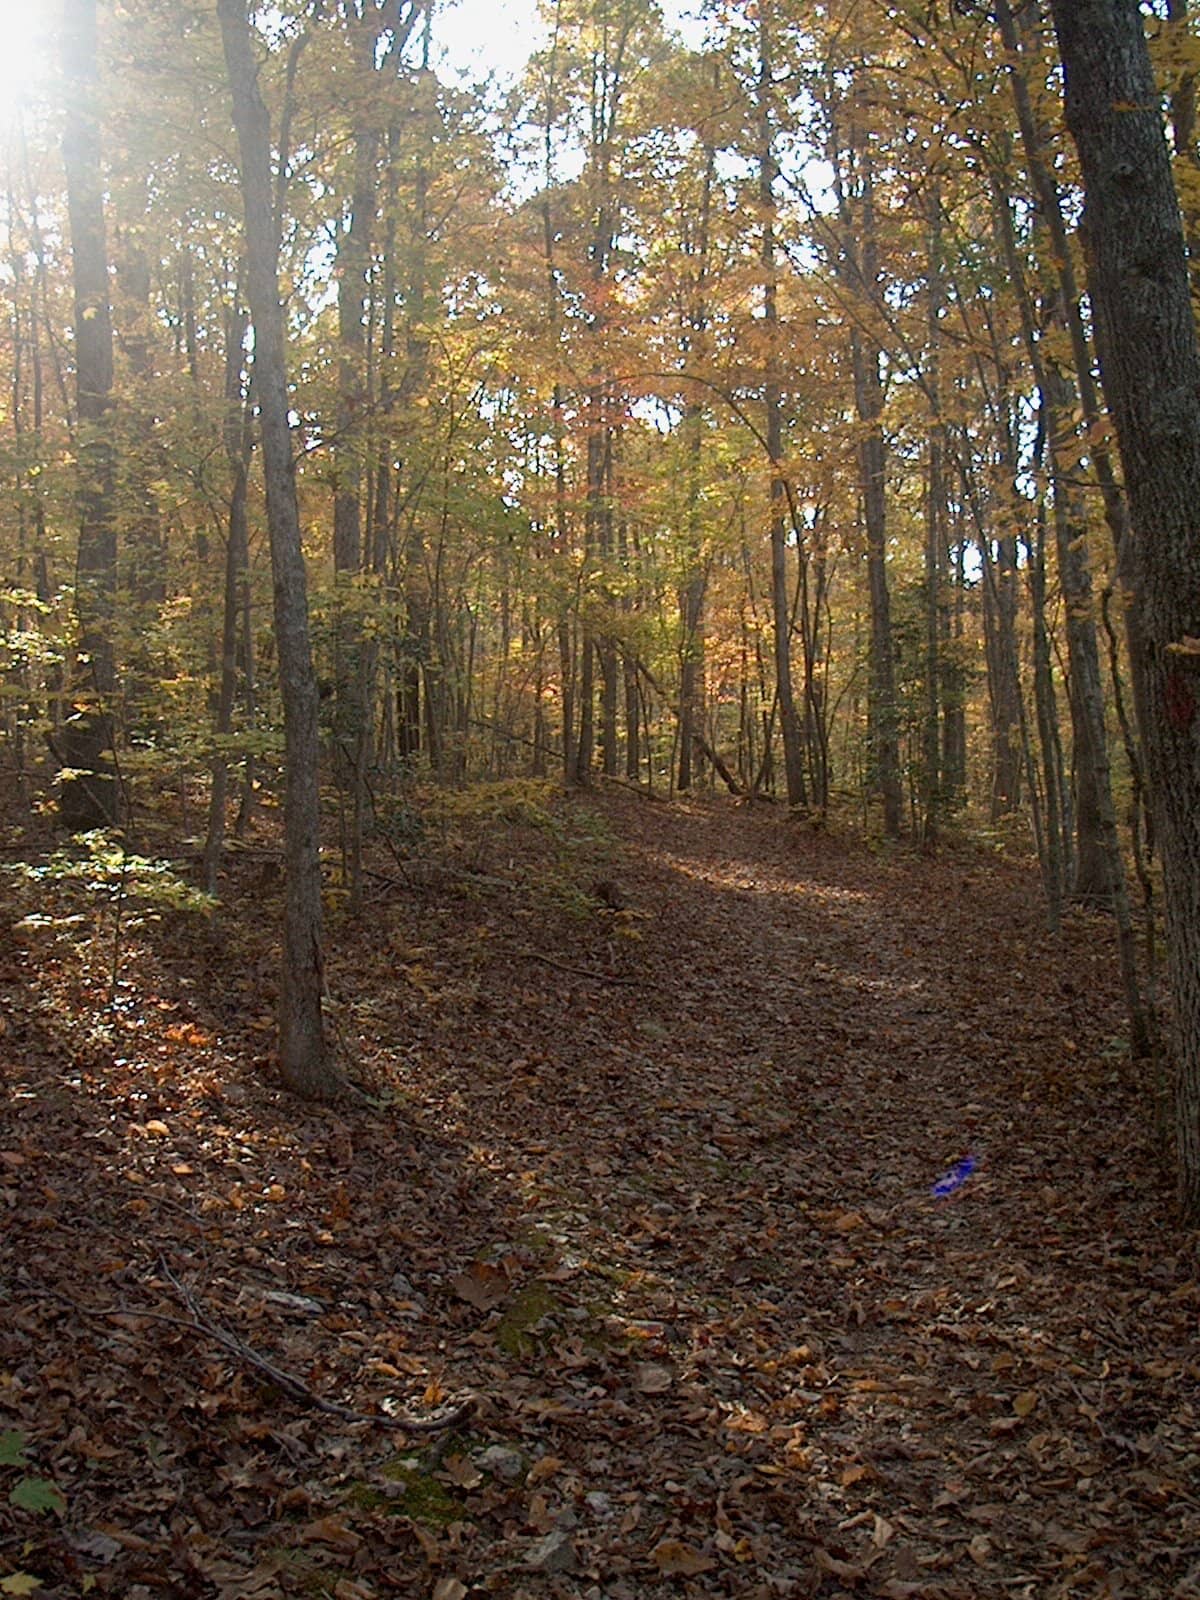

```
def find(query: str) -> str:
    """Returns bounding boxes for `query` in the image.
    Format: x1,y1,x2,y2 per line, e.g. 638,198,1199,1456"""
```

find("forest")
1,0,1199,1596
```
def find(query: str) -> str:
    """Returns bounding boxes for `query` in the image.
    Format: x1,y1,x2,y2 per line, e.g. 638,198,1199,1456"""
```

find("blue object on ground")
931,1155,977,1198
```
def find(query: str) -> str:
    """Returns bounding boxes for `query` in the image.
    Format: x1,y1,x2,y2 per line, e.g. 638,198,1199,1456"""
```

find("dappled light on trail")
1,794,1196,1598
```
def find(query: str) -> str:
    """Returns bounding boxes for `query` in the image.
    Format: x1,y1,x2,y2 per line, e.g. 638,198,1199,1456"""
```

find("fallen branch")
498,944,652,988
33,1271,474,1434
157,1260,474,1432
598,772,665,801
691,733,746,796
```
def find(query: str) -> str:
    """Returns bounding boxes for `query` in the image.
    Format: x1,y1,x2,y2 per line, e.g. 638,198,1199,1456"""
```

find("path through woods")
1,793,1197,1597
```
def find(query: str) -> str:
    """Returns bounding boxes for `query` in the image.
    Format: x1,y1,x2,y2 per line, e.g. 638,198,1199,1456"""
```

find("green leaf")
9,1477,66,1516
0,1431,26,1467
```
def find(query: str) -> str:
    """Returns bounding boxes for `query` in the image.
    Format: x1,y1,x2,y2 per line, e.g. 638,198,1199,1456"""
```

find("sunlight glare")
436,0,543,86
0,0,50,124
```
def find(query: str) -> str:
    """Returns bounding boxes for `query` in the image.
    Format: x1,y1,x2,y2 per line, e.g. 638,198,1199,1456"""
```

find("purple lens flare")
931,1155,977,1198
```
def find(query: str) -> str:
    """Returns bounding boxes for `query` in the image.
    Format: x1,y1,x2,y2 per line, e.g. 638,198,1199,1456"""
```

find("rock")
524,1530,577,1573
475,1444,525,1484
262,1289,324,1317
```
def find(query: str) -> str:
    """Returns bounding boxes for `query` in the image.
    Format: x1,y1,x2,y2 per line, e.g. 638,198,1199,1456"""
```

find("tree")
1048,0,1200,1219
60,0,118,829
218,0,337,1100
758,5,807,811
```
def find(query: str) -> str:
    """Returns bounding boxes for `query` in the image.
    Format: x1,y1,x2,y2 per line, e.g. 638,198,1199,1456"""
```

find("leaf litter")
0,790,1197,1598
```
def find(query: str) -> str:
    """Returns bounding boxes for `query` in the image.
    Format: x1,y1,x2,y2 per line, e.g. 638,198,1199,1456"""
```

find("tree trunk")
219,0,336,1100
203,297,253,898
676,104,714,794
760,10,807,810
837,117,901,833
331,15,380,909
60,0,118,831
922,185,944,844
1049,0,1200,1217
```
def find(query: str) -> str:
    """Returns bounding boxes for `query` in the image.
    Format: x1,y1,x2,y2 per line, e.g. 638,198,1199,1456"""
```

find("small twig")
497,944,652,988
364,861,515,894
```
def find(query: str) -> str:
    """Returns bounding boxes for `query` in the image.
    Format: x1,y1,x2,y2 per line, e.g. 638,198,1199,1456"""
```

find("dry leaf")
651,1538,717,1576
297,1517,361,1551
967,1533,992,1564
814,1547,868,1580
432,1581,468,1600
1013,1389,1039,1417
450,1261,510,1311
442,1453,484,1489
635,1362,673,1393
526,1455,564,1485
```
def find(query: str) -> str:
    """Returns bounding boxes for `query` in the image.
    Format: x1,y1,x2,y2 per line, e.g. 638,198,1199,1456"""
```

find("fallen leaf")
442,1453,484,1489
651,1539,717,1576
967,1533,992,1564
297,1516,361,1551
433,1581,468,1600
814,1547,870,1580
526,1455,564,1485
635,1362,673,1393
1013,1389,1039,1417
451,1261,510,1311
9,1476,66,1516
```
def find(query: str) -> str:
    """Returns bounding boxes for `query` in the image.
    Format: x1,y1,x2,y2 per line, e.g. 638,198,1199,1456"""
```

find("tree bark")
203,297,253,899
1049,0,1200,1218
218,0,336,1100
760,10,807,810
834,104,901,834
60,0,118,830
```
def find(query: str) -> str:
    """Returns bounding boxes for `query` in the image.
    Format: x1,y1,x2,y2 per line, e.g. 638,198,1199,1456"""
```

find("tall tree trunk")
676,98,715,792
941,529,968,804
1049,0,1200,1217
922,184,944,844
989,155,1147,1050
1029,487,1068,928
987,373,1024,819
538,3,576,786
832,83,901,833
203,297,253,898
112,189,165,732
219,0,336,1100
60,0,118,830
331,15,380,910
760,10,806,809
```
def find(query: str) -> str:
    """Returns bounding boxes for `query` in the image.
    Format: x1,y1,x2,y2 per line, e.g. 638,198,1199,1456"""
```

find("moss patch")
344,1456,463,1528
496,1281,561,1357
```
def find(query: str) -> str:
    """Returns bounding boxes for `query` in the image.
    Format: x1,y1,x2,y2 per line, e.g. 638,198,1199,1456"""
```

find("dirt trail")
1,794,1197,1599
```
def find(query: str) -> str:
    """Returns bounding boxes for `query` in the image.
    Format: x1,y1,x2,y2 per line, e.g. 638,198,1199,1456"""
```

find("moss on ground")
496,1281,561,1357
343,1455,464,1528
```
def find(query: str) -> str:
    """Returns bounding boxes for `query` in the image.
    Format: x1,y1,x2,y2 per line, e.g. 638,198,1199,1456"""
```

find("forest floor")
1,784,1197,1600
